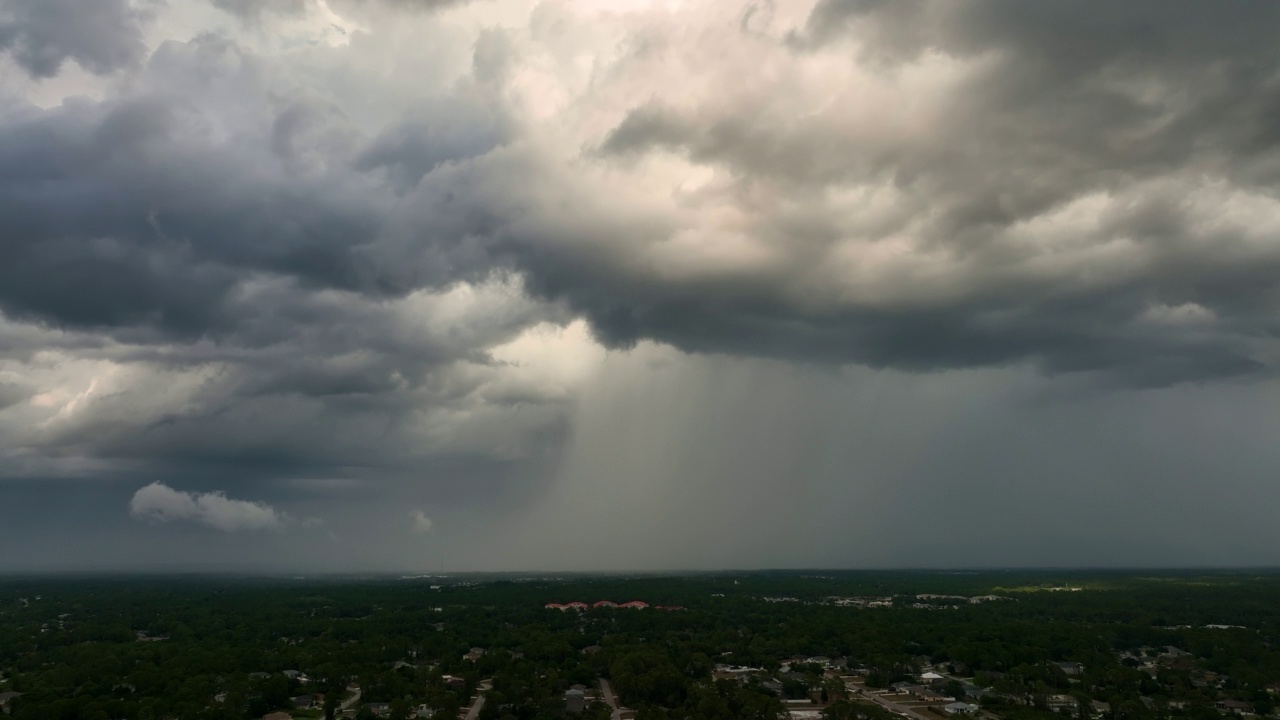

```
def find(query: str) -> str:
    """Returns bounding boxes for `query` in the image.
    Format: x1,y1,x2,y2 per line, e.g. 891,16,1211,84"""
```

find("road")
463,681,491,720
599,678,622,720
340,686,362,712
463,694,486,720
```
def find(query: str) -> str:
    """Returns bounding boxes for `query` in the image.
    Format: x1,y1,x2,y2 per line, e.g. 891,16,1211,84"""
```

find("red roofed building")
566,602,590,610
594,601,618,608
619,601,649,609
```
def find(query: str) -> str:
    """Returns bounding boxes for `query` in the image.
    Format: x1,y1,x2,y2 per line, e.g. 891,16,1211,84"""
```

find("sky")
1,0,1280,573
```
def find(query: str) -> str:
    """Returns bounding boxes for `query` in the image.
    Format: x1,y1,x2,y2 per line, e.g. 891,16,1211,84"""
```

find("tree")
323,688,345,720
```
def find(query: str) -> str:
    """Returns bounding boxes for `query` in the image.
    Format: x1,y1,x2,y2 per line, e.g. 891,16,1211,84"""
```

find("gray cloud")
0,380,29,410
0,0,152,78
210,0,308,18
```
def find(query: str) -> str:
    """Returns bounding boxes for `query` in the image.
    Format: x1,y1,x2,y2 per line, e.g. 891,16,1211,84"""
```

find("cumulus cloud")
129,482,286,532
409,509,433,535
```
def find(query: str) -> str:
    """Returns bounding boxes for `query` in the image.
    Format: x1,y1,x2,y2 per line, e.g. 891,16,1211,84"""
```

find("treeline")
0,572,1278,720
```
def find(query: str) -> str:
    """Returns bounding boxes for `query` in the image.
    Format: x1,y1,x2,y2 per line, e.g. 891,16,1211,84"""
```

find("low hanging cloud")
129,482,286,532
409,509,433,535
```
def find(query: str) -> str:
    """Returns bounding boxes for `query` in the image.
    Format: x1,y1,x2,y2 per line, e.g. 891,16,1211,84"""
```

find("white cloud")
409,509,434,535
1141,302,1217,327
129,482,285,532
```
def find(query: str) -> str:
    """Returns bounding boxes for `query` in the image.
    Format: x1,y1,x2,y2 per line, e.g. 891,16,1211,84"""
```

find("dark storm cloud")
0,33,513,340
0,0,152,78
6,0,1275,393
0,15,547,501
3,0,1280,572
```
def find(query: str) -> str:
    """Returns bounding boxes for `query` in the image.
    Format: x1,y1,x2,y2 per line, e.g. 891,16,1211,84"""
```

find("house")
582,645,602,655
1216,700,1254,714
442,675,466,689
263,713,293,720
921,672,946,683
0,692,22,713
365,702,391,716
909,686,950,702
415,705,435,719
1091,700,1111,716
464,647,486,662
1046,695,1078,711
944,702,979,715
993,692,1030,706
1054,662,1084,676
565,688,586,713
291,695,316,709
